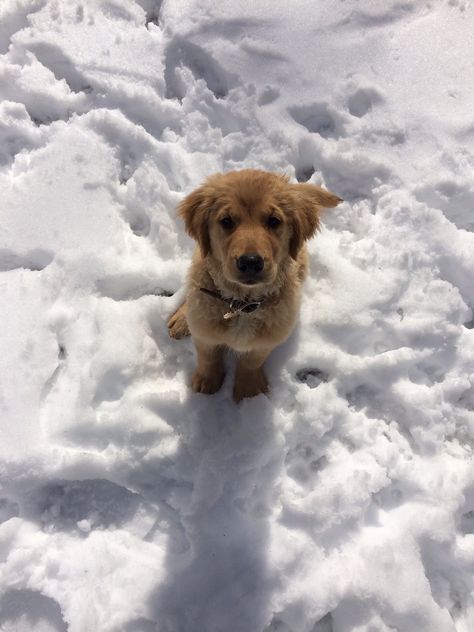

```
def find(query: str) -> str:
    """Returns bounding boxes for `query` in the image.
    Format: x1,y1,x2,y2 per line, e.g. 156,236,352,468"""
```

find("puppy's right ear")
178,186,213,257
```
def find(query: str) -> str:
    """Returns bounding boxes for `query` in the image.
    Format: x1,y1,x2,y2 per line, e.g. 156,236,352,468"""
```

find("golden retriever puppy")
168,169,341,402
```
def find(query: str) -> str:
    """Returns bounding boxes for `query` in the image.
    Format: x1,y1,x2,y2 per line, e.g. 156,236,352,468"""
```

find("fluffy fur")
168,169,341,401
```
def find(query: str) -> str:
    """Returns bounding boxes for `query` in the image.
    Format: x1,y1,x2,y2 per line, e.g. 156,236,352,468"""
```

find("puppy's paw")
192,370,225,395
233,368,269,402
168,308,190,339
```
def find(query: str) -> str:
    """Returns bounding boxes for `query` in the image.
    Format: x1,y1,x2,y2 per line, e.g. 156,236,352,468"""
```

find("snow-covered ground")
1,1,474,630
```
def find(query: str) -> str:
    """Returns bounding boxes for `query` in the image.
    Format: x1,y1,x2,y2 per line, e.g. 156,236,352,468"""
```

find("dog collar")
199,287,265,320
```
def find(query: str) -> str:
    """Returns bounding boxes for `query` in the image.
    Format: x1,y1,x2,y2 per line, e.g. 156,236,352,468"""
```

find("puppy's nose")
236,255,264,274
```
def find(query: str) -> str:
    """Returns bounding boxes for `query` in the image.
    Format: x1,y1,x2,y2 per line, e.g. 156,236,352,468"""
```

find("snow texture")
1,1,474,631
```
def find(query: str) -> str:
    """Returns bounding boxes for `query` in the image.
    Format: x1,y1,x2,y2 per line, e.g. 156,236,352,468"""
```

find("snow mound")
1,1,473,631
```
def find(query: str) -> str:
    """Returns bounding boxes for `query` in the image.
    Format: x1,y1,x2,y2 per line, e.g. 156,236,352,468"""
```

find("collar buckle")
224,298,262,320
229,298,261,313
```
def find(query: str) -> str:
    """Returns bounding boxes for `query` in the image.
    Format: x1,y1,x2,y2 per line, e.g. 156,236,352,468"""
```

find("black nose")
236,255,264,274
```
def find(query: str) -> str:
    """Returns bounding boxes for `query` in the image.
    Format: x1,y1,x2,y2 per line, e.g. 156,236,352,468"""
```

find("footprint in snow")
0,498,20,524
347,87,383,118
0,589,67,632
289,102,342,139
295,368,329,388
26,479,156,535
0,249,54,272
96,273,174,301
164,38,238,100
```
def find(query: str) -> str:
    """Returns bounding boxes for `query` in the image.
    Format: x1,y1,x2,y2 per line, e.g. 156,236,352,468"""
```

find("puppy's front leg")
168,302,190,339
233,349,271,402
192,339,226,394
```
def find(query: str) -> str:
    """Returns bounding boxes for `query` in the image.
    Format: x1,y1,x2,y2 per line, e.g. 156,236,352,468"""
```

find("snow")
0,0,473,631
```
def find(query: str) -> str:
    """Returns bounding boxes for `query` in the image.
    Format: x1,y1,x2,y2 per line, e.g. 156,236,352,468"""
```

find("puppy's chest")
225,312,261,343
197,299,272,351
213,303,292,352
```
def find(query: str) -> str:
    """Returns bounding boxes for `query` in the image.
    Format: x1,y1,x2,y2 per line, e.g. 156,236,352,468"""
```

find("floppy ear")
289,183,342,259
178,186,214,257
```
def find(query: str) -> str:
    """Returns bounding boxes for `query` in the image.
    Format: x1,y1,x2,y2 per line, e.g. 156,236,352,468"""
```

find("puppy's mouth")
239,277,259,286
234,272,275,288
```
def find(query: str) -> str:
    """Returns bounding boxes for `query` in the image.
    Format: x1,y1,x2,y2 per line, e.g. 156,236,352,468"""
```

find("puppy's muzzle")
236,254,264,284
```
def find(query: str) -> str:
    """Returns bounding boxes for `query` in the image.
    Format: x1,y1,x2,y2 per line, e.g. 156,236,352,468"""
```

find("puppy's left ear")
178,185,214,257
289,183,342,259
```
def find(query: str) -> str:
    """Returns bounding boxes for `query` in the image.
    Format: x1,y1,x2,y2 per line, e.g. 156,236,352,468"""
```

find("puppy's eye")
267,216,282,229
220,216,235,230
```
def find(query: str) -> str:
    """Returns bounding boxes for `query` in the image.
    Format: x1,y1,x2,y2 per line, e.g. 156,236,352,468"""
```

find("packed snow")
1,1,474,631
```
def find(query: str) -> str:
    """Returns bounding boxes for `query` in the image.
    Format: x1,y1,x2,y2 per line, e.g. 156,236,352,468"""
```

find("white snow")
1,1,474,631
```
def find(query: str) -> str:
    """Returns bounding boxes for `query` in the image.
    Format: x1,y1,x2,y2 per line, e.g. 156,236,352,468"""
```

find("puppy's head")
179,170,341,288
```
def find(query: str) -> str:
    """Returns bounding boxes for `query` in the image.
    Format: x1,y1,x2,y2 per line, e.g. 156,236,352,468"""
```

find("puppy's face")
179,170,341,289
207,186,289,287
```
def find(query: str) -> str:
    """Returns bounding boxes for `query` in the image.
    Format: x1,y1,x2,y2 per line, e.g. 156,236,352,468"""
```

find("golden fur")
168,169,341,401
